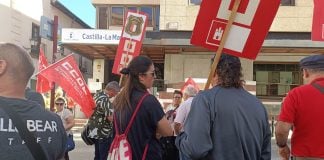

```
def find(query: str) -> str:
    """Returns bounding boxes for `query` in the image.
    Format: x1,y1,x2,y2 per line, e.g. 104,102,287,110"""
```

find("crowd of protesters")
1,42,324,160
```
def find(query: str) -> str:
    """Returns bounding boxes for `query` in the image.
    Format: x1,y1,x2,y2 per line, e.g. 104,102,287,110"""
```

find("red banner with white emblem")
191,0,280,60
38,54,95,117
112,11,148,74
312,0,324,41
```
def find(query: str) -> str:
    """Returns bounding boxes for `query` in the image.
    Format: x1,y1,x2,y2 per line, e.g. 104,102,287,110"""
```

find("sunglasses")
141,71,156,77
173,97,182,99
55,103,64,106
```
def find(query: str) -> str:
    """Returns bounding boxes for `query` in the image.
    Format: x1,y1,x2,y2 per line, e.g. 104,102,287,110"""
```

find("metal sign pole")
50,15,58,112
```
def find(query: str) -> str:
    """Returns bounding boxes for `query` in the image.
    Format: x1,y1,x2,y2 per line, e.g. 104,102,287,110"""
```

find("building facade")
90,0,323,100
0,0,93,89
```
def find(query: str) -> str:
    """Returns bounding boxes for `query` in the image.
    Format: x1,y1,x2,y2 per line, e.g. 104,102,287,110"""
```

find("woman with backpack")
110,56,173,160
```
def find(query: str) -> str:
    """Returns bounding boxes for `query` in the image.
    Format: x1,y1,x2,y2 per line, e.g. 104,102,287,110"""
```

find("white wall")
0,0,93,87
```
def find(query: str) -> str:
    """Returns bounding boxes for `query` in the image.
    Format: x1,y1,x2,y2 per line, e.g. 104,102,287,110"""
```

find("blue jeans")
94,137,113,160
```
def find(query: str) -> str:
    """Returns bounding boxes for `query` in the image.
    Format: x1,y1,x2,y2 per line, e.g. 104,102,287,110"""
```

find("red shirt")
279,78,324,158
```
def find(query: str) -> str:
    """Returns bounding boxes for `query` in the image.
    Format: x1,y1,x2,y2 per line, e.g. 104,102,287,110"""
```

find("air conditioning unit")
166,22,178,30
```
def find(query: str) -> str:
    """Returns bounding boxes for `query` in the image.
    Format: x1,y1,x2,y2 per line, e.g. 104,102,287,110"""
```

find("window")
31,23,40,57
189,0,202,5
108,6,159,30
281,0,295,6
111,7,124,26
140,7,153,26
127,7,137,12
253,64,302,97
98,7,107,29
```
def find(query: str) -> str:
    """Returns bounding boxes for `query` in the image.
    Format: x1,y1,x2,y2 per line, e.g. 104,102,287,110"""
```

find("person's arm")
275,121,292,160
176,93,212,159
174,103,186,135
174,122,182,135
156,117,173,137
275,91,295,160
144,95,173,137
63,109,75,131
64,115,75,131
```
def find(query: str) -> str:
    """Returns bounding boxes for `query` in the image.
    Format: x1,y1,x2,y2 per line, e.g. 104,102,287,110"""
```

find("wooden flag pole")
204,0,242,90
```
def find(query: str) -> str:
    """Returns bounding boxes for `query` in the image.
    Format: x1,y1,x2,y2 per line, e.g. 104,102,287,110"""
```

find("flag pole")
50,15,58,112
204,0,242,90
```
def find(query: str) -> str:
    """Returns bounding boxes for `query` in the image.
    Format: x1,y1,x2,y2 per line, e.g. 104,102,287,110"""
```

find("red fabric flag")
36,48,52,93
38,54,95,117
181,77,200,93
112,11,148,74
312,0,324,41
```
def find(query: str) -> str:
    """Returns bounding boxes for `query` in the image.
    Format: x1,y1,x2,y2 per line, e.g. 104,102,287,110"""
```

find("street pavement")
69,133,285,160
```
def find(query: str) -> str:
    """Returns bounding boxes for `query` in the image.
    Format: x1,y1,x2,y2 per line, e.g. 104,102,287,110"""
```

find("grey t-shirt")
176,86,271,160
0,96,66,160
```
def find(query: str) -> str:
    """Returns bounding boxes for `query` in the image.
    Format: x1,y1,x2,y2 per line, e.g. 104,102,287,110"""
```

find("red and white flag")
36,48,52,93
190,0,280,59
312,0,324,41
38,54,95,117
181,77,200,93
112,11,148,74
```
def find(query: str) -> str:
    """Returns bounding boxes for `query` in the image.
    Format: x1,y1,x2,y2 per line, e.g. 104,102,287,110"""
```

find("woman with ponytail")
112,56,172,160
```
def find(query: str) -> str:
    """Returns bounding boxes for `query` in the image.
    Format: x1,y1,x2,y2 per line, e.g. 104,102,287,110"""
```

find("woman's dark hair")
173,90,183,97
212,54,244,88
113,56,153,111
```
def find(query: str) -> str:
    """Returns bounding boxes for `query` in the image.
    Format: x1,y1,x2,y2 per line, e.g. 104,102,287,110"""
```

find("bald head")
0,43,35,85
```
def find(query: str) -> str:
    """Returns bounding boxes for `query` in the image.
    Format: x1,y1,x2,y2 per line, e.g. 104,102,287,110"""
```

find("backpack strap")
312,82,324,94
142,144,149,160
113,92,149,135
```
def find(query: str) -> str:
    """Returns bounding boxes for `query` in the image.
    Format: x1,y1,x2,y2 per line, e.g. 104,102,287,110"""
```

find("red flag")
112,11,148,74
312,0,324,41
38,54,95,117
36,48,52,93
181,77,200,93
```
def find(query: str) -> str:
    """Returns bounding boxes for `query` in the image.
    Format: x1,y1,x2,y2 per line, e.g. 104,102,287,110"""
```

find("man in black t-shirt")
25,87,46,108
0,43,66,160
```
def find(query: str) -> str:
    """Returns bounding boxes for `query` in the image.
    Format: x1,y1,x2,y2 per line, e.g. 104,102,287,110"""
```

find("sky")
58,0,96,28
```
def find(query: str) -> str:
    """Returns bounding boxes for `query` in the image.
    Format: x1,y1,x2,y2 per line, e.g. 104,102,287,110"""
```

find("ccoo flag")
38,54,95,117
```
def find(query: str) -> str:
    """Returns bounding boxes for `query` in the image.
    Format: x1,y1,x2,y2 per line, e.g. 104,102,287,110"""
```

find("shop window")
111,7,124,26
281,0,295,6
253,63,302,97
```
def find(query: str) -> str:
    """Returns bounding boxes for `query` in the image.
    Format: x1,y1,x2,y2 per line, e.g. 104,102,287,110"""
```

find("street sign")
191,0,281,60
61,28,121,44
40,16,53,40
40,16,62,41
